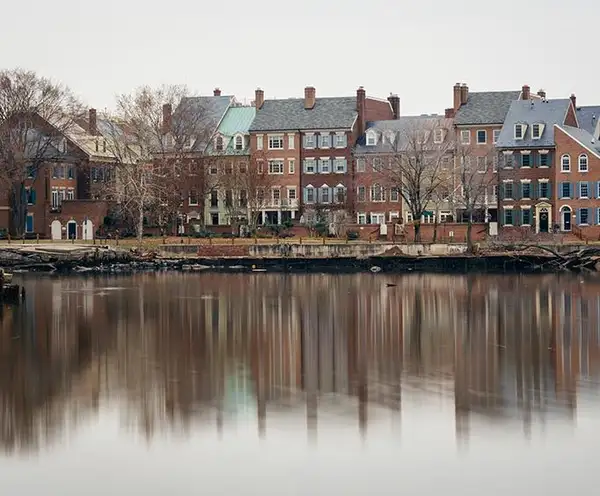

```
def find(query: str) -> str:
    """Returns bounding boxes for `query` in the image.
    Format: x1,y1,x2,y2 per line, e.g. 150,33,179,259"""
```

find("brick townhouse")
353,114,453,226
8,109,119,239
495,96,578,233
248,86,394,225
450,82,540,223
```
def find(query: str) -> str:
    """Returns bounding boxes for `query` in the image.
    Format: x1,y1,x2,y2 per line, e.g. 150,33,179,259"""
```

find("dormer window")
215,136,224,151
532,123,541,139
514,124,524,139
235,135,243,150
385,131,395,144
434,128,444,144
366,131,377,146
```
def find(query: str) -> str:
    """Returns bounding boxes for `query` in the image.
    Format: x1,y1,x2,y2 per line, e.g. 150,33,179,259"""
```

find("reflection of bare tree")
2,272,600,453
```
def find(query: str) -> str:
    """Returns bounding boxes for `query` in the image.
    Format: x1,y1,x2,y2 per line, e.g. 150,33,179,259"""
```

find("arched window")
235,135,243,150
579,153,589,172
371,183,385,202
561,154,571,172
216,136,224,151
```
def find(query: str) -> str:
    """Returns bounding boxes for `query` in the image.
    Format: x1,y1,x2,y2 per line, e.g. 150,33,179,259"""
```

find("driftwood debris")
507,244,600,272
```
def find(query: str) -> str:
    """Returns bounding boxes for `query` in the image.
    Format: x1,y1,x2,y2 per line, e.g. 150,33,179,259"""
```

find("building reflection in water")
0,272,599,453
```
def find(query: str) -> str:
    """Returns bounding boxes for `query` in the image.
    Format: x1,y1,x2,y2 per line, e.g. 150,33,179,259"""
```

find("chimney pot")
537,89,546,99
213,88,221,96
522,85,531,100
570,93,577,109
88,108,97,136
357,86,366,137
453,83,462,112
255,88,264,109
387,94,400,120
304,86,316,110
162,103,172,134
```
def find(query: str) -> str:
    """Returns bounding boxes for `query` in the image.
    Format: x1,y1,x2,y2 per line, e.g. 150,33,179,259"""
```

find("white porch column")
277,210,282,225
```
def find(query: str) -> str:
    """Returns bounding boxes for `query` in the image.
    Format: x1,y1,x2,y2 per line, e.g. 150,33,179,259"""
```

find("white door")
51,220,62,240
82,219,94,240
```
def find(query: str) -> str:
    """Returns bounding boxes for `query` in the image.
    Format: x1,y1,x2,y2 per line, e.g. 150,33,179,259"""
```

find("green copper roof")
217,106,256,136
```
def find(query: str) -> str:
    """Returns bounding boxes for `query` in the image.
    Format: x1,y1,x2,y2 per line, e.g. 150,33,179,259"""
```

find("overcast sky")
2,0,597,115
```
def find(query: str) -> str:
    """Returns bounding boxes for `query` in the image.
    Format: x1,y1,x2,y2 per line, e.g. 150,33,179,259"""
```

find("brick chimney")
388,94,400,120
357,86,366,137
537,89,546,99
445,108,455,118
213,88,221,96
255,88,264,109
570,93,577,109
88,108,97,136
304,86,316,110
453,83,462,111
522,85,530,100
460,84,469,105
162,103,172,134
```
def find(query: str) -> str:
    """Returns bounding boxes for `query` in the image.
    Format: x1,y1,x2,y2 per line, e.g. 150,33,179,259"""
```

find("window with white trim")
579,154,589,172
268,135,284,150
268,160,284,174
514,124,524,139
371,184,385,202
320,133,331,148
434,128,444,144
356,158,366,172
532,123,541,139
390,187,399,202
305,186,315,203
215,136,224,151
319,158,331,174
493,129,501,143
288,187,297,200
366,131,377,146
561,154,571,172
334,158,347,173
303,159,316,174
581,182,589,198
357,213,367,225
256,135,263,150
477,156,487,172
335,134,347,148
235,135,244,150
303,134,315,149
460,130,470,144
477,130,487,144
288,134,295,149
288,159,295,174
357,186,366,202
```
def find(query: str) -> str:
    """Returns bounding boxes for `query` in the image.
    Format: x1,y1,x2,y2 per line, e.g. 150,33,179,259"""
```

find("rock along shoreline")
0,244,580,275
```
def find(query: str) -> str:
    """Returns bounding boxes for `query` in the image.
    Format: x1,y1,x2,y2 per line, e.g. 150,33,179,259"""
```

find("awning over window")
423,211,434,217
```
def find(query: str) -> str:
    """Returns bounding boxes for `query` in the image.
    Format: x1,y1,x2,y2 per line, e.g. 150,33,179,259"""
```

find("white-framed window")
561,154,571,172
371,184,385,202
390,187,399,202
389,211,400,223
477,156,487,172
235,135,244,150
493,129,501,144
532,123,541,139
334,185,346,203
303,134,316,149
256,135,263,150
334,158,347,173
581,182,590,198
287,134,295,149
503,207,514,226
287,187,297,200
51,188,59,208
492,155,498,172
67,188,75,200
514,124,524,139
320,185,330,204
441,156,451,170
477,130,487,144
356,158,366,172
503,180,514,199
357,213,367,225
268,135,284,150
319,158,331,173
503,152,514,168
272,188,281,205
372,157,383,171
288,159,295,174
357,186,366,202
370,213,386,225
215,136,224,151
188,189,199,206
303,159,316,174
440,211,452,223
335,133,347,148
521,207,532,226
579,154,589,172
460,130,470,144
268,160,284,174
305,186,315,203
434,128,444,144
319,133,331,148
366,131,377,146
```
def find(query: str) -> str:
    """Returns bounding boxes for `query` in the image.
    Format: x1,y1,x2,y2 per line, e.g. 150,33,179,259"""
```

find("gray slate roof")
249,97,357,132
454,91,520,125
495,99,571,149
576,106,600,135
354,115,453,155
558,125,600,157
176,95,233,152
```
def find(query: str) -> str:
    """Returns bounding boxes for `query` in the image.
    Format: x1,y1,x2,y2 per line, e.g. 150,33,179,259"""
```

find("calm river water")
0,272,599,495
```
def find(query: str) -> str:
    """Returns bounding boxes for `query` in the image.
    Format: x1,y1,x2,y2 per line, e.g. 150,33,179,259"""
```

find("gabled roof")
176,95,234,152
576,106,600,135
556,125,600,158
354,115,453,154
205,106,256,156
248,97,357,132
496,99,571,149
454,91,520,125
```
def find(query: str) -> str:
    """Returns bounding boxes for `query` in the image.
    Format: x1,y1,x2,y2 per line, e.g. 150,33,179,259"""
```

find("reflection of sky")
0,395,598,496
223,364,256,417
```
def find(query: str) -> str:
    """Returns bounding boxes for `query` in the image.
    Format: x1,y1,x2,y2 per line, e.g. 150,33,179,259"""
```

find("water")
1,272,599,495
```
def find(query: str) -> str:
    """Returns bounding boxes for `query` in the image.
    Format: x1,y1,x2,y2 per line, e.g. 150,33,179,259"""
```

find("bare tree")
99,85,213,244
0,69,82,236
375,118,454,242
454,145,496,251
